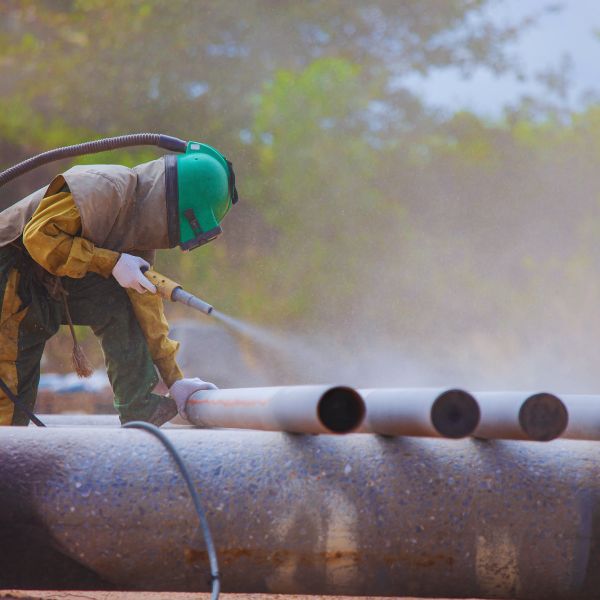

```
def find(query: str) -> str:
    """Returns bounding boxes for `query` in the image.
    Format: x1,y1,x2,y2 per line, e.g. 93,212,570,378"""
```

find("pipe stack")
185,385,483,439
183,385,574,442
38,385,598,442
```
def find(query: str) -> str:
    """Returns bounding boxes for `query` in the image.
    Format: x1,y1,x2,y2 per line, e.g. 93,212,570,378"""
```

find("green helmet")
165,141,239,250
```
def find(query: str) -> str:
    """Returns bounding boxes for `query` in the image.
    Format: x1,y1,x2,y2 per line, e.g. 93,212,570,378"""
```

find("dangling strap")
59,286,93,378
10,241,92,378
0,375,46,427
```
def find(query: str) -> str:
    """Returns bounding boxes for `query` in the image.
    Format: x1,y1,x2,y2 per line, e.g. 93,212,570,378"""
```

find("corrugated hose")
0,133,187,188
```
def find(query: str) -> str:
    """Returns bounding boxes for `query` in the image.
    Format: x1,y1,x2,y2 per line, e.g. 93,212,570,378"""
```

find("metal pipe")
472,391,568,441
186,385,365,434
358,388,480,438
2,427,600,598
557,394,600,440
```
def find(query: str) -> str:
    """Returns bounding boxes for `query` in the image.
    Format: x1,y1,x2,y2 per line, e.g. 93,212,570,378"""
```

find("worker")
0,142,238,426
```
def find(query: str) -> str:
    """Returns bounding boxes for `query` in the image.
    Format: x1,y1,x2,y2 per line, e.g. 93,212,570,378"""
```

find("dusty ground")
0,593,473,600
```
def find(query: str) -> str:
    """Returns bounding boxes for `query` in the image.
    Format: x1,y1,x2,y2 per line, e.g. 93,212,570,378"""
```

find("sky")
404,0,600,116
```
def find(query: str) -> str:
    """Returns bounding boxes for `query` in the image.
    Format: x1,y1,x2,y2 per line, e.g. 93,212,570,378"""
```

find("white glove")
169,377,218,420
112,253,157,294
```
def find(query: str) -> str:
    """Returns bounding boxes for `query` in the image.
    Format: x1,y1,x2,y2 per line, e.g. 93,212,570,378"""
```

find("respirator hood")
165,141,238,251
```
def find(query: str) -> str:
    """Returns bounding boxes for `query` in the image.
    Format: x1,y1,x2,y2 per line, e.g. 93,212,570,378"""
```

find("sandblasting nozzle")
144,269,213,315
172,287,214,315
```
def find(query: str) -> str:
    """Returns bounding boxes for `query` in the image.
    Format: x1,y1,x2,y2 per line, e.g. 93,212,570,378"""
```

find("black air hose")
0,133,187,188
123,421,221,599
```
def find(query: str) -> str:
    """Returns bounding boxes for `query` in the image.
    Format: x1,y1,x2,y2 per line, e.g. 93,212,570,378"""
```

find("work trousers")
0,245,165,425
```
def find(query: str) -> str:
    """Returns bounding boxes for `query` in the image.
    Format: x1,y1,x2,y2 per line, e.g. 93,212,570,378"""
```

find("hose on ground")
123,421,220,599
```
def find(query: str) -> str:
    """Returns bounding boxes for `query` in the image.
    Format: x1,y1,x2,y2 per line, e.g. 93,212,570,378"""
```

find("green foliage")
249,57,392,324
3,2,600,387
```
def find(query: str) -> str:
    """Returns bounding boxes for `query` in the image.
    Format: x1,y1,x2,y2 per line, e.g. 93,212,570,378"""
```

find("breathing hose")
0,133,188,188
123,421,221,599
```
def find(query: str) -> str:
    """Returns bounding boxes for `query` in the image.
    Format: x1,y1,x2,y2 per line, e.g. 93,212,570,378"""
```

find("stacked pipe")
183,385,487,439
184,385,574,441
38,385,594,442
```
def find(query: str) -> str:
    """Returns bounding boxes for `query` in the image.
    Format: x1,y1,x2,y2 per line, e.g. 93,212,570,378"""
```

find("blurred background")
2,0,600,408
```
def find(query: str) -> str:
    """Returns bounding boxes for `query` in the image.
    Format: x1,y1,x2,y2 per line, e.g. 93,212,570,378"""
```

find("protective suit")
0,158,189,426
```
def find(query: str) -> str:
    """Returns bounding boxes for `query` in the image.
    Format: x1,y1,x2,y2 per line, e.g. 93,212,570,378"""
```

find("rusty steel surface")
186,385,365,434
1,427,599,598
36,414,192,428
357,388,480,438
472,392,568,441
0,593,470,600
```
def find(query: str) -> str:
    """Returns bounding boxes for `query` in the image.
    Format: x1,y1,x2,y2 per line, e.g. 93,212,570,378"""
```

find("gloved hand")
112,253,157,294
169,377,218,420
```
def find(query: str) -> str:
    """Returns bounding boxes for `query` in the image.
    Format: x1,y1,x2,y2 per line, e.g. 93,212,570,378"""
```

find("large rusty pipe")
185,385,365,434
358,388,480,438
472,391,568,441
2,427,600,598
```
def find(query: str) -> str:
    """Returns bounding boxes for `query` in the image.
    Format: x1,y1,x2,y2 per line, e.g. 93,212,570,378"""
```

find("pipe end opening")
431,389,480,438
318,387,365,434
519,393,568,441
